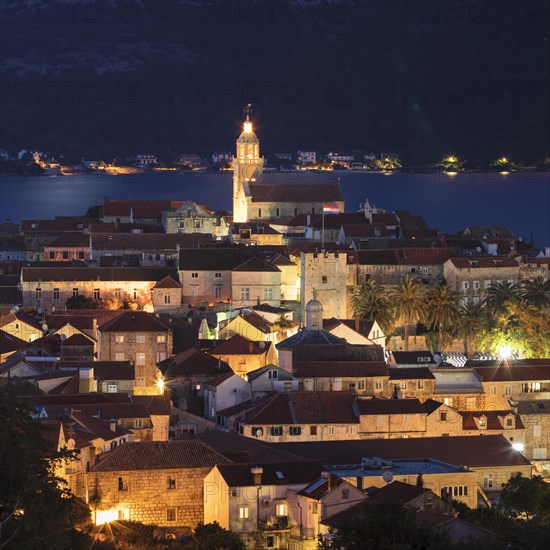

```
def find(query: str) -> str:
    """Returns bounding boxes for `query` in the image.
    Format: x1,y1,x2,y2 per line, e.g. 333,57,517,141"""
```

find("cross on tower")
243,103,253,121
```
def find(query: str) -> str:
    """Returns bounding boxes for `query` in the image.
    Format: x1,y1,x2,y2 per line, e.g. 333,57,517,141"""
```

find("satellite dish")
60,334,67,341
51,305,56,313
433,354,441,363
37,307,43,314
42,324,48,331
67,438,75,449
476,247,482,252
383,471,394,484
11,305,19,313
259,342,265,349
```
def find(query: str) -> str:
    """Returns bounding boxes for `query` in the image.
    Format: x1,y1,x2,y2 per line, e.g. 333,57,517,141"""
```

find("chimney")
79,367,94,394
306,214,311,226
249,341,254,353
257,296,261,306
354,313,360,333
110,419,117,432
251,466,263,485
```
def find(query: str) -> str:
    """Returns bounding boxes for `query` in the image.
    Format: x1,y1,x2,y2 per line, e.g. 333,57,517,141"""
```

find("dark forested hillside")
1,0,549,163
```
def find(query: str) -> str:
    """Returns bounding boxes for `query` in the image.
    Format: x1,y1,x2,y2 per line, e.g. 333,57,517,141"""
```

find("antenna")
243,103,253,120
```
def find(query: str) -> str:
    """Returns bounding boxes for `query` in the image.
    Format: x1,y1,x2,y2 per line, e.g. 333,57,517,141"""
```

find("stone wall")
89,466,213,527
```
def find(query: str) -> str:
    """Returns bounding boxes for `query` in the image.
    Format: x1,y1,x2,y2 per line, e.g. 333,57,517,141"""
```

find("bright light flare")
95,509,118,525
512,443,524,452
156,378,165,393
497,344,513,360
243,121,253,133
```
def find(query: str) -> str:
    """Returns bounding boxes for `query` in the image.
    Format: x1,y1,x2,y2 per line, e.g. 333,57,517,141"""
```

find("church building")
232,110,345,223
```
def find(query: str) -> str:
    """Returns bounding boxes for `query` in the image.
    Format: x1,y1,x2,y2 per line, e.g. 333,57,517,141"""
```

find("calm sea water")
1,170,548,246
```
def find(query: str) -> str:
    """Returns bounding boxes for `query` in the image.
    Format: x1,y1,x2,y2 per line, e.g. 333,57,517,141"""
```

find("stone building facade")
87,440,231,527
98,311,172,394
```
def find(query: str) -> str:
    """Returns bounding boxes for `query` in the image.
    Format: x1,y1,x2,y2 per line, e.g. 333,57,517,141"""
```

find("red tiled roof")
63,333,95,346
92,440,231,471
239,311,275,333
91,232,212,250
388,367,435,380
232,256,280,273
460,410,524,431
20,217,93,233
102,200,184,218
341,224,391,237
204,371,236,387
45,233,90,248
0,311,43,331
372,212,399,225
474,364,550,382
218,461,323,487
0,329,27,354
242,391,359,425
58,361,134,381
248,183,342,203
152,275,182,289
209,334,272,356
158,348,231,377
293,360,388,378
98,311,170,333
292,344,384,362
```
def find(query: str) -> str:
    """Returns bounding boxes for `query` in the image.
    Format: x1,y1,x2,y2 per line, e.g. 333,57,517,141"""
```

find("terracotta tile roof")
21,266,177,282
474,364,550,382
133,394,171,416
388,367,435,380
98,311,170,332
293,360,388,378
356,398,426,415
43,401,150,420
0,311,43,331
323,318,376,337
341,224,391,237
102,200,184,218
92,440,231,471
63,333,95,346
90,223,162,234
179,247,251,271
247,365,296,382
217,399,257,417
91,233,212,250
269,255,296,267
203,371,236,387
269,435,531,468
232,256,280,273
355,247,452,266
0,329,27,354
239,311,275,333
248,183,342,203
158,314,200,353
372,212,399,225
158,348,231,377
446,257,518,268
292,344,384,362
46,233,90,247
218,461,323,487
58,361,134,380
70,410,131,440
460,410,524,431
462,226,515,238
369,480,429,503
209,334,272,356
20,217,94,233
152,275,182,289
242,391,360,425
45,310,120,330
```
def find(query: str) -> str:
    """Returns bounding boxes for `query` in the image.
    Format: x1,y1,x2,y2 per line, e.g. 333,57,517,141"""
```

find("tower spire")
243,103,253,121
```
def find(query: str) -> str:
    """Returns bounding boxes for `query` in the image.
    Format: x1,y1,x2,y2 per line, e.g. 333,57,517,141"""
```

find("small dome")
237,130,259,144
305,299,323,313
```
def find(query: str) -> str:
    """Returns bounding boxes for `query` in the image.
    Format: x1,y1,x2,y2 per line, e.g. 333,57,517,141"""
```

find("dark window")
271,426,283,436
322,276,328,283
289,427,302,436
440,412,447,422
49,251,55,259
167,476,176,490
78,251,85,259
167,508,176,522
310,426,317,436
118,477,128,491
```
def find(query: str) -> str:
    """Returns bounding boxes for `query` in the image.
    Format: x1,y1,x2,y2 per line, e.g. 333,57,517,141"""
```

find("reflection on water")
0,170,548,245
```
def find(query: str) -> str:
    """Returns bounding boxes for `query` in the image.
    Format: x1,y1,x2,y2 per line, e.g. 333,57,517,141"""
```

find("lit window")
115,335,124,344
399,381,407,389
107,384,117,393
136,353,145,365
374,379,382,391
239,507,249,519
136,334,145,344
157,334,166,344
276,503,286,516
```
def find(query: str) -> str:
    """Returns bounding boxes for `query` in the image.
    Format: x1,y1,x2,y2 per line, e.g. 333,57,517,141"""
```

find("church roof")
248,184,342,204
276,328,344,350
232,257,280,273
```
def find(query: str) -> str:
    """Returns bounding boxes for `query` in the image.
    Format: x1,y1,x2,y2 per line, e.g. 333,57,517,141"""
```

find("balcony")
290,526,316,540
259,516,289,531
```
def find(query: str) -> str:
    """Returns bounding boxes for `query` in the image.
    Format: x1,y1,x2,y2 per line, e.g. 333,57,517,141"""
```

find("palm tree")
425,284,461,352
350,279,394,334
484,280,520,314
271,314,294,342
457,301,486,357
521,276,550,309
390,276,426,351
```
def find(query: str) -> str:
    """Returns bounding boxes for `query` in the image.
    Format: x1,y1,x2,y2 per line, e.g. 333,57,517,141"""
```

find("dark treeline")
1,0,549,163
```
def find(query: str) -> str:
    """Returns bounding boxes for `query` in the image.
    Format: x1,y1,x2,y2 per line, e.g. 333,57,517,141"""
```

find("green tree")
457,301,486,357
350,279,395,334
391,276,426,351
182,522,246,549
500,474,550,522
521,276,550,309
0,383,91,549
424,284,461,352
484,281,520,315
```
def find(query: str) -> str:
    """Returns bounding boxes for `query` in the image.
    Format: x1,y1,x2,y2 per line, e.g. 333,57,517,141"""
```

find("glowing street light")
156,377,165,394
497,344,513,360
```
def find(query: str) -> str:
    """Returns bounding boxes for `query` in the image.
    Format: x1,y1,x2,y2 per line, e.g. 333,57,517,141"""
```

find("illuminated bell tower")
233,104,263,223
